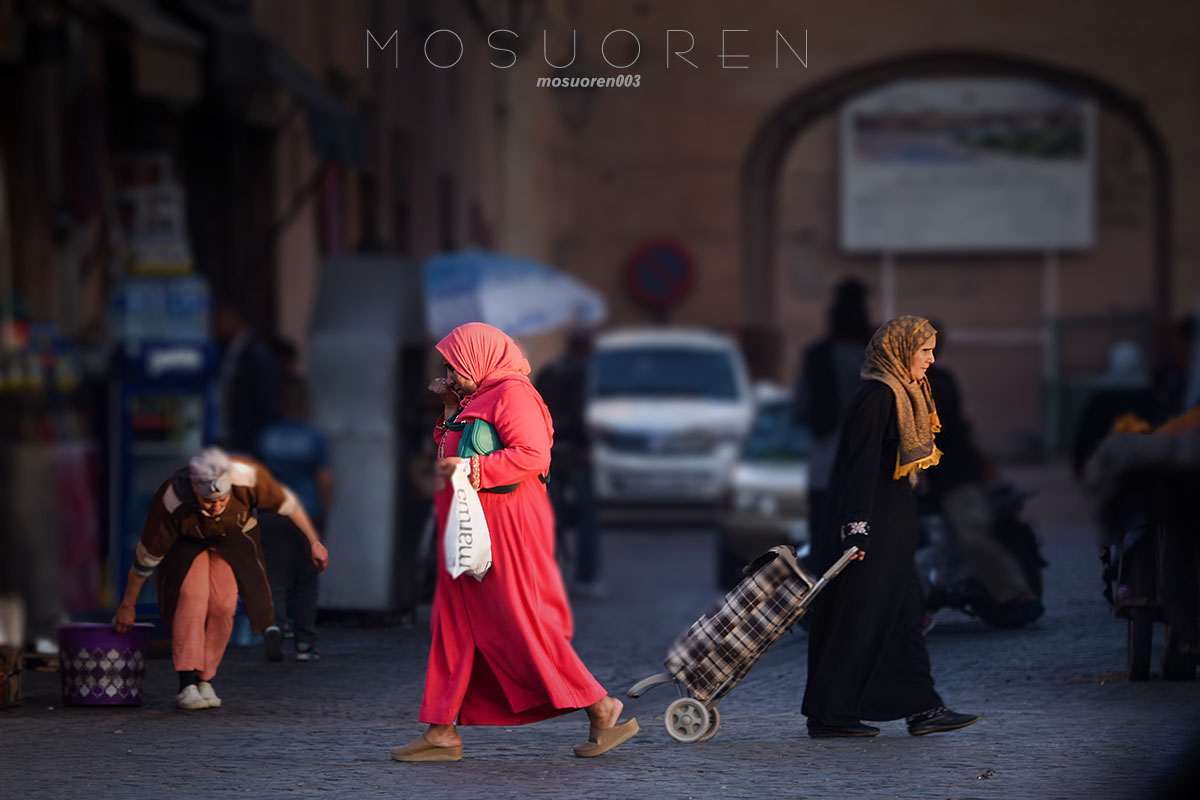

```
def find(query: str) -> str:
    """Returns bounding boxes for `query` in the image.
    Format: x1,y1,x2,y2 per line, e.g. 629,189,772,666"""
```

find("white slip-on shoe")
264,625,284,662
197,681,221,708
176,684,209,710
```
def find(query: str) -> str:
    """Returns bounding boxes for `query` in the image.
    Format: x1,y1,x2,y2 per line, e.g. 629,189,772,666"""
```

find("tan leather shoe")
573,718,639,757
390,734,463,762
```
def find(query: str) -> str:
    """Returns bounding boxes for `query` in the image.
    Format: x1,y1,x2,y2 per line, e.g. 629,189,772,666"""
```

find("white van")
586,327,755,503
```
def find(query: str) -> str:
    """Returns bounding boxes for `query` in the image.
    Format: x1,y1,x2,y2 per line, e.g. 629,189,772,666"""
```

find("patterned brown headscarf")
860,315,942,482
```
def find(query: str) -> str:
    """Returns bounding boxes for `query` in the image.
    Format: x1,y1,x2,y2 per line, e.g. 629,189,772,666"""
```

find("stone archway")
740,48,1172,329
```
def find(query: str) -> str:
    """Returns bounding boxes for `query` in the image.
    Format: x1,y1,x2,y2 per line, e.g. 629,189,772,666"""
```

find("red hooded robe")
419,322,606,725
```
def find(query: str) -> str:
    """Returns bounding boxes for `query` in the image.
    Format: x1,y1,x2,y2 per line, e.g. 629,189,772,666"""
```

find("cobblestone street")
4,462,1198,799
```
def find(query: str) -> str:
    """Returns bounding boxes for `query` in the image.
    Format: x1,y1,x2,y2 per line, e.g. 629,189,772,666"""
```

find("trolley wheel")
1128,608,1153,681
696,706,722,742
664,697,710,743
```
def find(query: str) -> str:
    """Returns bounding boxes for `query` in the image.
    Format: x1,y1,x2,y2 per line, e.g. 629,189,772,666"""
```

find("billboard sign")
840,78,1096,253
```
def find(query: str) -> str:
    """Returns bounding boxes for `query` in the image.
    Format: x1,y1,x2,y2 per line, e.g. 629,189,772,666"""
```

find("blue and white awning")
423,251,606,340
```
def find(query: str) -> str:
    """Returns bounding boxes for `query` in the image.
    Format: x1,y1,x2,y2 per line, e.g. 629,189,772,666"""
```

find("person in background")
803,316,978,738
1185,296,1200,412
793,278,874,544
256,375,334,662
271,337,301,381
213,298,280,455
391,322,637,762
924,323,1043,628
113,447,329,709
1151,316,1195,418
0,427,60,656
1072,340,1164,477
535,328,602,596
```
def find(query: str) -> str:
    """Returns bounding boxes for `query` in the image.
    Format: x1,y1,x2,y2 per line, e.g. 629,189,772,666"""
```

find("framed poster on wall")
840,78,1096,253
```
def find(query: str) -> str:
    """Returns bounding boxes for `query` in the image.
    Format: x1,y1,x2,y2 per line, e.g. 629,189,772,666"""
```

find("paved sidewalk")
3,461,1198,799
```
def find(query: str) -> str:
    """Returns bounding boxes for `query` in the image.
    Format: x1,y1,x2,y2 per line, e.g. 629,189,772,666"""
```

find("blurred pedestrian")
535,328,602,595
256,375,334,662
112,446,329,710
802,316,978,738
1186,295,1200,412
213,298,280,455
793,278,874,544
0,437,60,655
391,322,637,762
925,325,1043,628
1072,340,1163,477
1151,316,1195,417
271,337,301,381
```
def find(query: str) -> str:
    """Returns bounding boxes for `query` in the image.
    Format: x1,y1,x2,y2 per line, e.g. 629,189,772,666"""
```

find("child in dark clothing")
256,376,334,662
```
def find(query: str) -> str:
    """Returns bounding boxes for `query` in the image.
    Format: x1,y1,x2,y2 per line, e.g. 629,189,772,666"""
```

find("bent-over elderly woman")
113,447,328,710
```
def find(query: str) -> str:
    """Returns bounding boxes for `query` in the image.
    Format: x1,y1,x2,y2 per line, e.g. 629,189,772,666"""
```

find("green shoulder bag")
454,418,548,494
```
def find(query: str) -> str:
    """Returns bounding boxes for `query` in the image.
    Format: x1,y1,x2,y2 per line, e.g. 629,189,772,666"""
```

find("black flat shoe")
807,722,880,738
907,710,980,736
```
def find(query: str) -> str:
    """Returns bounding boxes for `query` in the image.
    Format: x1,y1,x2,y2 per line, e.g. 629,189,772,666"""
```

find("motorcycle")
916,482,1047,629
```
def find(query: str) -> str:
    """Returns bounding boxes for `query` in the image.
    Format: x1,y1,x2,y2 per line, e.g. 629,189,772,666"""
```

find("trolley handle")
797,546,860,610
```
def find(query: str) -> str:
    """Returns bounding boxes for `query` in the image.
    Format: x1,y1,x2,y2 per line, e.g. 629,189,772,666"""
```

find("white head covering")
188,447,232,499
1098,340,1148,388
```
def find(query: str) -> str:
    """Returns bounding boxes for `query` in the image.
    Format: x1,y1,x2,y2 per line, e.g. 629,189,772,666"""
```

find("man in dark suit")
793,279,874,545
536,328,602,596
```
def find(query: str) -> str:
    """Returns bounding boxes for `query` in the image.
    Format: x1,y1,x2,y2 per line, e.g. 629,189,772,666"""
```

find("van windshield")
592,347,741,400
743,400,813,461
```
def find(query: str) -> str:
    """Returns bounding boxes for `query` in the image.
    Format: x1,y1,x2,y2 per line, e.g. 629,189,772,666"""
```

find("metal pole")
799,546,861,610
1042,251,1060,455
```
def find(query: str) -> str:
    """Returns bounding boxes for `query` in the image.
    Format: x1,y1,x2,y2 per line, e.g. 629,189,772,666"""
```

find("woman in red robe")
391,322,639,762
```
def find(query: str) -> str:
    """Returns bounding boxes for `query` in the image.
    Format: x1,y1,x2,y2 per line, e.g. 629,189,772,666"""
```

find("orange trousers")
172,550,238,681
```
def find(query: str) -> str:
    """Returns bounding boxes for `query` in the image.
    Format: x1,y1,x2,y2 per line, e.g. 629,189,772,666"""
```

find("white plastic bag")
443,460,493,581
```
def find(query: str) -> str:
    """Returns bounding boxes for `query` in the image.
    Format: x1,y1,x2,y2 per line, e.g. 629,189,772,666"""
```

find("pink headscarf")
436,322,533,396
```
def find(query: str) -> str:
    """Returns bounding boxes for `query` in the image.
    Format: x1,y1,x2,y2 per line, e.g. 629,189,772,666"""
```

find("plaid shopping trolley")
627,544,859,743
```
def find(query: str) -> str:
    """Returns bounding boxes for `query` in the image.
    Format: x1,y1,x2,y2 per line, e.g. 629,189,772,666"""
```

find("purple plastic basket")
58,622,154,706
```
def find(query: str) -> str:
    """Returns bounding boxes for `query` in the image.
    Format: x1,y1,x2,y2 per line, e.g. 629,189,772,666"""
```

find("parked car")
716,391,813,588
587,327,755,504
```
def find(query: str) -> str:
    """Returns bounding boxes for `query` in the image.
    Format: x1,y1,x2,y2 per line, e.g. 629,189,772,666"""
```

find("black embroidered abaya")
801,381,944,726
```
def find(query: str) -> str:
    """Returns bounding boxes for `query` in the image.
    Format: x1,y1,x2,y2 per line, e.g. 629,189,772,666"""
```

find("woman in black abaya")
802,315,979,738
